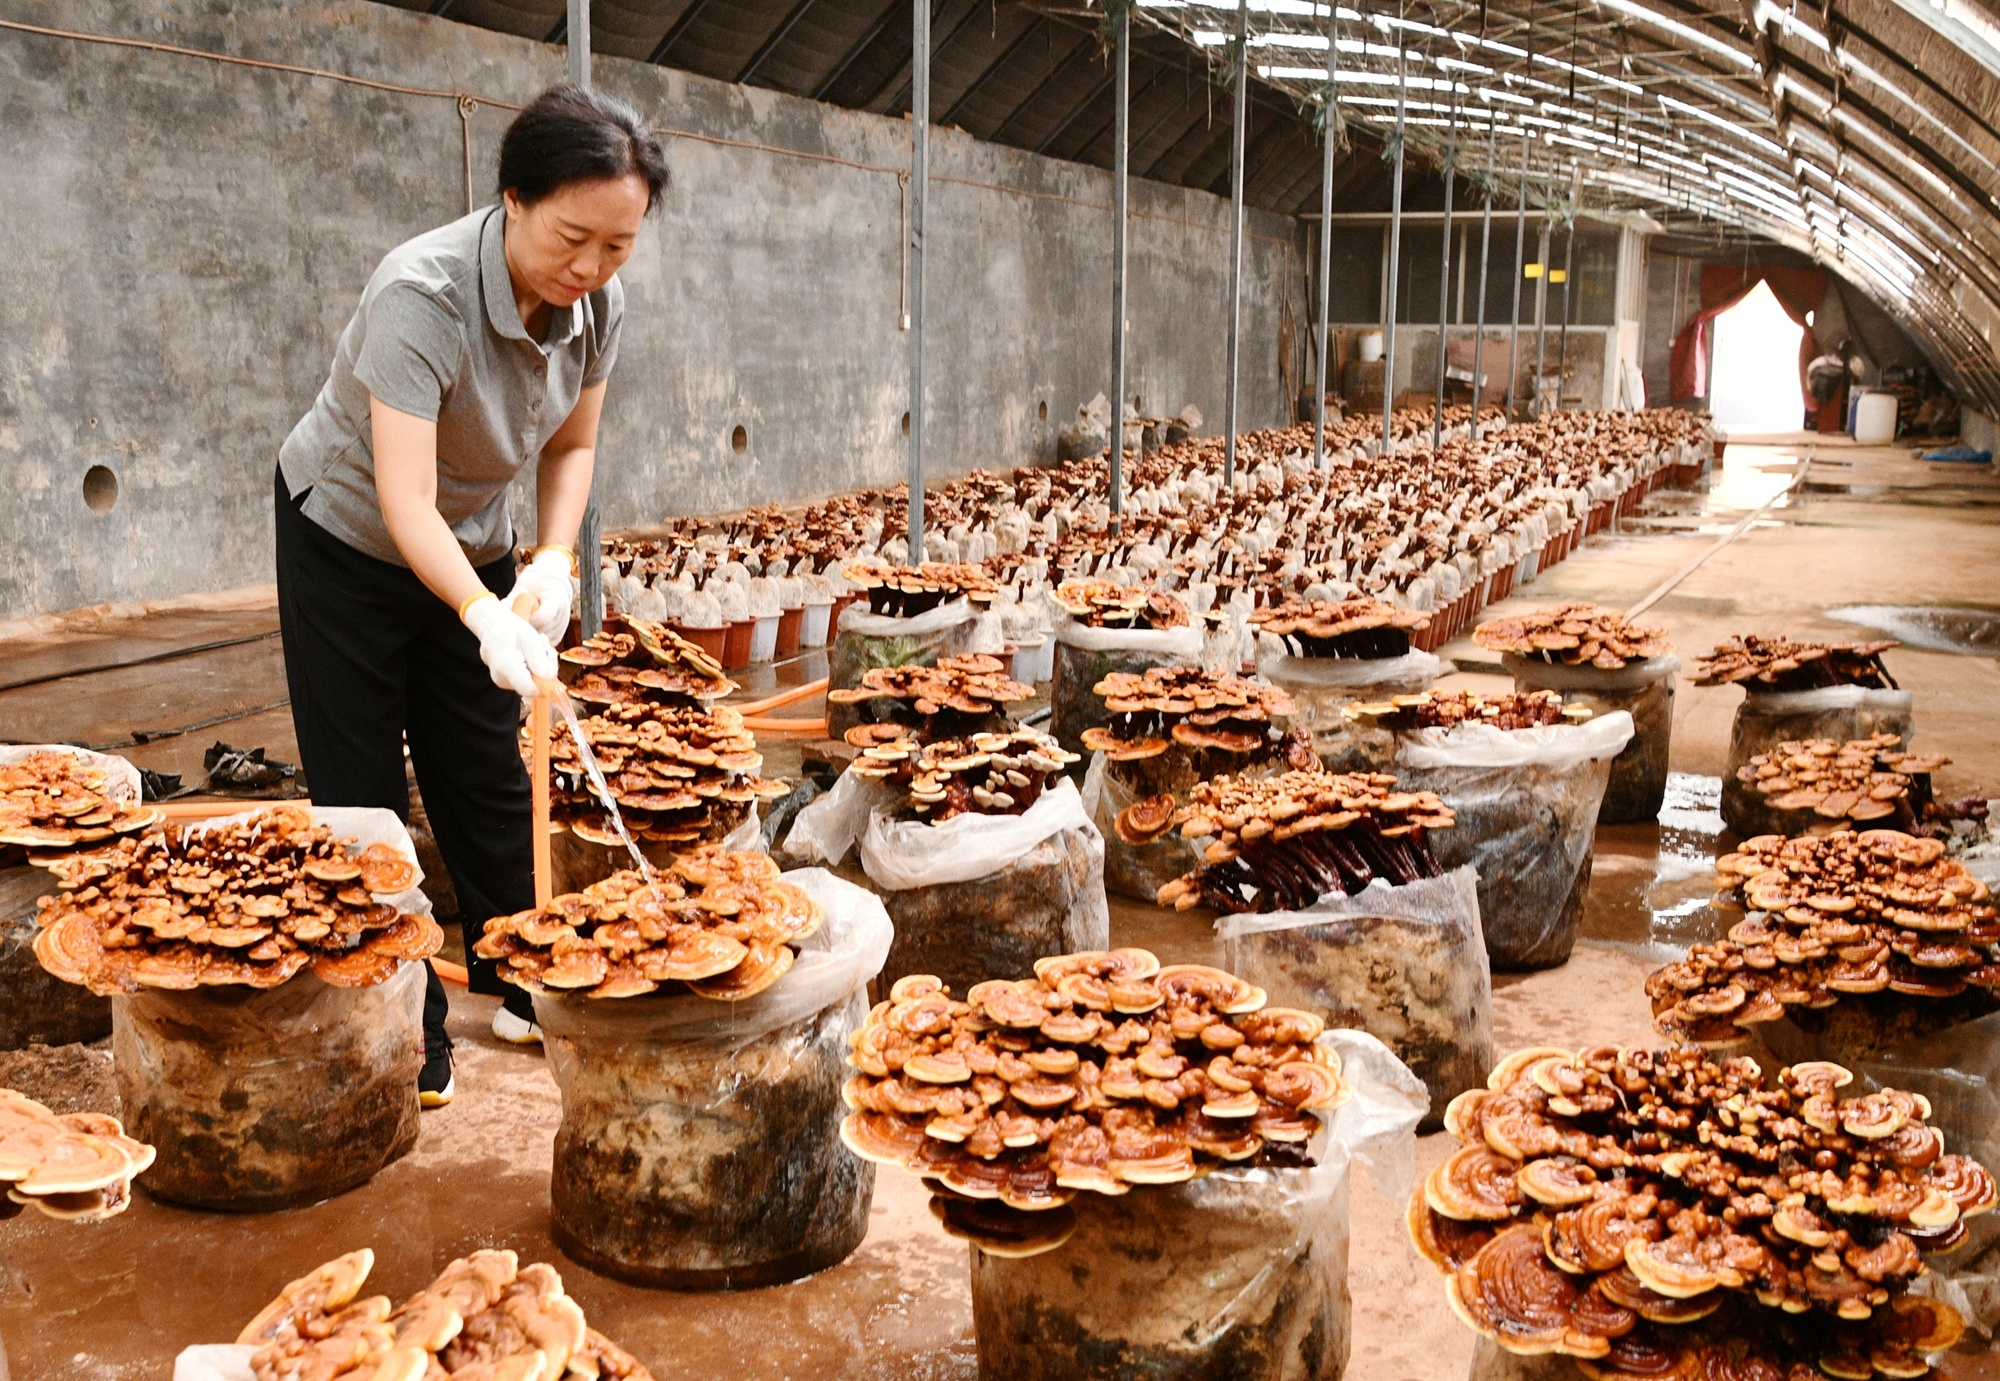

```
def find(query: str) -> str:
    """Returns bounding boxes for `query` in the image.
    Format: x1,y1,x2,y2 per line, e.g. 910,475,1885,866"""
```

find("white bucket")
801,601,833,648
750,614,781,662
1853,391,1898,445
1357,331,1385,363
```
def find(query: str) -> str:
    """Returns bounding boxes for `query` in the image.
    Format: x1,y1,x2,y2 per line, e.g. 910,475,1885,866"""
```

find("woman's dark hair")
498,84,669,212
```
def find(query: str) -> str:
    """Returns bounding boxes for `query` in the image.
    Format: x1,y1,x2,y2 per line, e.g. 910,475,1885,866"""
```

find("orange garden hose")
731,678,828,716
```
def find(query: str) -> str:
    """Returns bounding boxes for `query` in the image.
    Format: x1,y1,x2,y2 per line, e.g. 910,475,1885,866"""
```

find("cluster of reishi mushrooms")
1249,595,1432,659
1083,668,1309,766
537,702,788,848
1413,1045,1989,1378
1345,688,1595,733
556,615,737,707
1695,635,1901,692
601,408,1712,638
32,806,440,994
839,948,1350,1255
237,1247,652,1381
842,725,1080,822
828,654,1033,737
0,749,159,864
1145,770,1456,913
1047,579,1191,630
1733,735,1947,832
1475,603,1673,670
1649,831,1999,1046
476,846,819,1001
842,559,1002,617
0,1089,154,1226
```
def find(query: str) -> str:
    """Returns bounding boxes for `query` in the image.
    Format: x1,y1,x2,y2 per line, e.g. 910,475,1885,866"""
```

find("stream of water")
546,688,656,885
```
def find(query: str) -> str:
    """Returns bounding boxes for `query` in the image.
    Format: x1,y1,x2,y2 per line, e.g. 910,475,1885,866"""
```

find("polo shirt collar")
479,207,584,350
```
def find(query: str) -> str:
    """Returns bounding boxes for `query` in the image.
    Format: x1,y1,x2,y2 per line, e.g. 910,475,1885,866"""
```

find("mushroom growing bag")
1392,712,1633,971
1080,752,1204,905
1505,653,1678,825
1256,648,1444,772
534,868,892,1289
110,806,430,1212
968,1030,1426,1381
0,745,135,1049
1720,686,1917,836
1220,868,1492,1132
1047,611,1203,766
827,598,981,738
788,774,1110,996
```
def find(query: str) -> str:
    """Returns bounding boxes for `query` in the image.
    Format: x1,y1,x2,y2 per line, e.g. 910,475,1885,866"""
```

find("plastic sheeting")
1256,649,1443,771
1394,714,1632,971
534,869,891,1288
115,961,426,1211
1220,869,1492,1132
1506,654,1679,825
1720,686,1917,837
967,1031,1426,1381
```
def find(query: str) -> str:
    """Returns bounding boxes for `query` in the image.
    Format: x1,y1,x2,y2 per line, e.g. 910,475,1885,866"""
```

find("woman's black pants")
273,466,534,1054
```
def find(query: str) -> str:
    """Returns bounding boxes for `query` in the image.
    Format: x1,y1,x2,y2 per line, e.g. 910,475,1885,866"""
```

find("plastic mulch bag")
861,779,1108,996
1393,713,1633,971
110,806,431,1211
1047,612,1204,765
0,746,137,1050
1505,653,1679,825
1256,649,1443,772
1080,752,1205,904
535,869,891,1289
969,1031,1426,1381
827,598,980,739
1220,868,1492,1132
1720,686,1917,836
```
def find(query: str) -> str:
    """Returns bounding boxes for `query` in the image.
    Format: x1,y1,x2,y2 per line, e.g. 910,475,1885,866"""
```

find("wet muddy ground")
3,433,1999,1377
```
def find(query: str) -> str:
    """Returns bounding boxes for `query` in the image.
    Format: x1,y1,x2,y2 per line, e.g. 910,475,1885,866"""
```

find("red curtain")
1668,264,1827,407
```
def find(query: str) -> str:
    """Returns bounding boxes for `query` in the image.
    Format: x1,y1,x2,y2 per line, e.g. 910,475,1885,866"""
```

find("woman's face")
502,173,650,309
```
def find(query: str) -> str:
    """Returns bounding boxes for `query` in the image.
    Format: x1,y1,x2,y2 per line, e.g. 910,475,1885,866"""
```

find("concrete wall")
0,0,1303,620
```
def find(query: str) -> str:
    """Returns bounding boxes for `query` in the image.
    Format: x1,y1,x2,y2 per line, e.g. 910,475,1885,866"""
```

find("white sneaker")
492,1007,544,1045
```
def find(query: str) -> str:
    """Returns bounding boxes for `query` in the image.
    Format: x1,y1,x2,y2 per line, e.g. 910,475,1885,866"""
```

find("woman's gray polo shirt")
279,206,623,568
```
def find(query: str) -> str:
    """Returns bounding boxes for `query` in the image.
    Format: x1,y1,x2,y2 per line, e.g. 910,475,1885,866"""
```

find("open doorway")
1708,280,1806,433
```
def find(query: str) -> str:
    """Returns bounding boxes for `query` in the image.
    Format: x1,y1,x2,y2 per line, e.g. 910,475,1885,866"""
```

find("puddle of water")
1824,605,2000,657
1584,773,1731,960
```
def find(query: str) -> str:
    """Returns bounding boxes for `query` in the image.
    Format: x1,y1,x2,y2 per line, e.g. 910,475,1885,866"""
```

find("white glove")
506,546,575,643
462,593,558,698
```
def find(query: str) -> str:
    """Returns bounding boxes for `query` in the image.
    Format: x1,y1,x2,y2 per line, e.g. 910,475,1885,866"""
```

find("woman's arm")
534,381,606,549
371,395,488,612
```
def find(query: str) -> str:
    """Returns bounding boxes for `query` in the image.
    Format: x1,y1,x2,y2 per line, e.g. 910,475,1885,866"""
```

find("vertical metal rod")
1472,122,1494,434
1506,130,1527,422
1431,148,1453,452
569,0,602,636
1311,0,1339,471
1222,0,1248,487
1109,2,1130,526
1381,19,1406,457
1532,216,1551,417
907,0,929,561
1557,166,1578,407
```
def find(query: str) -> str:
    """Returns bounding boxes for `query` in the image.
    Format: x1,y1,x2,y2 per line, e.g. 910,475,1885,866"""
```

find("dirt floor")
3,433,2000,1377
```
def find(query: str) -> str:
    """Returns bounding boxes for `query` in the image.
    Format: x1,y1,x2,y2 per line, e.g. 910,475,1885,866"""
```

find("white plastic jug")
1357,331,1385,363
1853,391,1898,445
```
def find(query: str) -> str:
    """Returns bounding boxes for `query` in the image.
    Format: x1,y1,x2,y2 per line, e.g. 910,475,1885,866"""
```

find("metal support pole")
907,0,929,561
1109,2,1130,526
1531,215,1551,417
1505,130,1527,423
1556,166,1578,409
569,0,603,636
1472,123,1494,435
1431,147,1454,452
1310,0,1338,471
1222,0,1248,488
1381,27,1407,457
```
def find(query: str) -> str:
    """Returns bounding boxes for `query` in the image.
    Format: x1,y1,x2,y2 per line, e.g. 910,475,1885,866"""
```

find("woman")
275,86,668,1106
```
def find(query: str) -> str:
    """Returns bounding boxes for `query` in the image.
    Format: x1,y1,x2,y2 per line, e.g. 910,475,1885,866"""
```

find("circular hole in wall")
1133,395,1143,411
730,425,748,455
901,411,911,437
83,465,120,514
1038,400,1049,422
